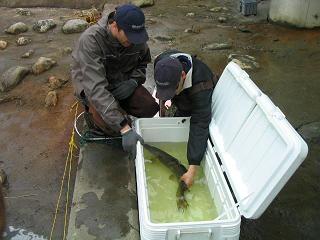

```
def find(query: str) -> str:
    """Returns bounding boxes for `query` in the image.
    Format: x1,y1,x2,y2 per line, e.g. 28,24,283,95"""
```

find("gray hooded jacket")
71,14,151,132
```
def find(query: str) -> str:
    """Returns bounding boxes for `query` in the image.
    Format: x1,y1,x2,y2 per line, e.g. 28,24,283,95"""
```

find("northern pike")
143,143,189,211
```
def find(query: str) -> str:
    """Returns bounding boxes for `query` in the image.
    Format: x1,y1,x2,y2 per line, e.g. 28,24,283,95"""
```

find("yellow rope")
49,143,71,239
49,101,79,240
64,108,78,239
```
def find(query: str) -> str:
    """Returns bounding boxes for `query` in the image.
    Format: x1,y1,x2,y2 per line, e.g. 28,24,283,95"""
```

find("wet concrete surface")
0,0,319,239
0,6,83,239
67,143,139,240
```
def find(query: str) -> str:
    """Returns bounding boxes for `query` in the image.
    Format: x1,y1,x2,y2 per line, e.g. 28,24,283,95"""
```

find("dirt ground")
0,0,319,239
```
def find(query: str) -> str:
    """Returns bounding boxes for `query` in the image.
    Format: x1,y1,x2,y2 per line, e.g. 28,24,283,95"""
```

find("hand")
164,100,172,109
112,79,138,100
121,128,144,160
180,165,198,188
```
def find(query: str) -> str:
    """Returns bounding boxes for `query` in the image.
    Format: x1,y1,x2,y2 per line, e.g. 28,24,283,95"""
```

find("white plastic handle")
176,229,213,240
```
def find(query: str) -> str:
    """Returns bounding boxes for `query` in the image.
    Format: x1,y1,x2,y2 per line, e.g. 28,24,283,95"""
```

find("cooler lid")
209,62,308,219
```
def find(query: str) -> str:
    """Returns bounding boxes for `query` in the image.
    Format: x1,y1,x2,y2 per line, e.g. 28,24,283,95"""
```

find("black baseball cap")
155,57,183,100
114,4,149,44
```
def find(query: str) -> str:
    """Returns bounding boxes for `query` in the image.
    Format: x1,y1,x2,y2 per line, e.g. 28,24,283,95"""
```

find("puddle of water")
4,226,47,240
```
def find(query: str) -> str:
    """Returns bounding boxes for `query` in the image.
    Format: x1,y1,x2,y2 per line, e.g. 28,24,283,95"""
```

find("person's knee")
120,85,160,118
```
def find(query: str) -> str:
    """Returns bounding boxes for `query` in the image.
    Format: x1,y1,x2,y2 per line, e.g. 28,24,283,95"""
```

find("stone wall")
0,0,108,9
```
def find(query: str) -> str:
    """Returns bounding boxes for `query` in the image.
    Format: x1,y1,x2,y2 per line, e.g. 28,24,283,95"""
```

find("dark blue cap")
155,57,183,100
114,4,149,45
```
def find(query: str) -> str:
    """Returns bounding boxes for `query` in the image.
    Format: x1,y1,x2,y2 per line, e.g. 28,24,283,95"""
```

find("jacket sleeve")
129,43,151,85
187,89,213,165
76,34,127,132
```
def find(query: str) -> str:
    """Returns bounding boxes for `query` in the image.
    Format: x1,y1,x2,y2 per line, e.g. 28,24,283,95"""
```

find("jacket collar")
170,53,193,90
97,14,122,48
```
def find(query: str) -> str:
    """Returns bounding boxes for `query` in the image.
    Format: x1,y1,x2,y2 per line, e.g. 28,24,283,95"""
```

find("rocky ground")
0,0,319,239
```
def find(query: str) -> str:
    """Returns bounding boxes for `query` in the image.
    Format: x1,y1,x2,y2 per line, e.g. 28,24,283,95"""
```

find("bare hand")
180,165,198,188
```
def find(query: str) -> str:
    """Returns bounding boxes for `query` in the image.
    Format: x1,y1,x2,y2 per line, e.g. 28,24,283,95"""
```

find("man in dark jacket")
154,50,218,187
72,4,159,158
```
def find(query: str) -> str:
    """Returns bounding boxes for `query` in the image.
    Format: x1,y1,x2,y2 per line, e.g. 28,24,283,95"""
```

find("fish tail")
176,181,189,211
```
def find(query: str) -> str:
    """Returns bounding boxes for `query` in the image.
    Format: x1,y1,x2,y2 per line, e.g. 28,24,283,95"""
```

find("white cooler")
135,62,308,240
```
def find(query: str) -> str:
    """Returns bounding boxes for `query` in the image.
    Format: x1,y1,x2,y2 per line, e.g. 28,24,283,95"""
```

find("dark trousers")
84,85,159,136
119,85,159,118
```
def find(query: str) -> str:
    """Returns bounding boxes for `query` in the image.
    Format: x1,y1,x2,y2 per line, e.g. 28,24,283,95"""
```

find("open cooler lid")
209,62,308,219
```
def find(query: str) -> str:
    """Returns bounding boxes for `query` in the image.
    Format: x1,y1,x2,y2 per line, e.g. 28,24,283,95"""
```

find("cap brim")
156,85,176,101
125,29,149,45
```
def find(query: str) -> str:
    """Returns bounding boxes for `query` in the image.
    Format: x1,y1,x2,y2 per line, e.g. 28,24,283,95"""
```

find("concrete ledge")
67,143,139,240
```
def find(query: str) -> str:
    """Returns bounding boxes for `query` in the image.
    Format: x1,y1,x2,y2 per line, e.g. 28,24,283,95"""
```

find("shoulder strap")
189,74,218,95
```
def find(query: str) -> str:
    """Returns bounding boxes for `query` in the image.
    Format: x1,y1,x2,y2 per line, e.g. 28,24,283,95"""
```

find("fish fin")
177,196,189,212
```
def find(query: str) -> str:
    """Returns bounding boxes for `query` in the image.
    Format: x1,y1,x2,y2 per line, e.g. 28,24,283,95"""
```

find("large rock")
203,43,232,50
32,57,57,75
48,76,68,90
297,121,320,144
209,7,228,12
4,22,28,34
0,66,30,92
218,17,227,23
16,8,32,16
62,19,88,34
0,40,8,50
77,8,101,25
131,0,154,7
16,37,31,46
21,49,34,58
33,19,56,33
62,47,72,55
45,91,58,107
103,3,118,15
228,54,260,69
184,25,201,34
186,12,195,17
154,35,174,42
